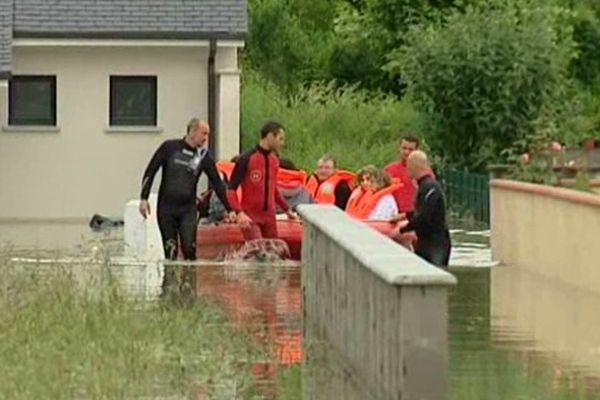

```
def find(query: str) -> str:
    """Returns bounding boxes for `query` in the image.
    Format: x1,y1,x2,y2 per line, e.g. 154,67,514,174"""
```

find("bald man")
139,118,234,295
398,151,451,267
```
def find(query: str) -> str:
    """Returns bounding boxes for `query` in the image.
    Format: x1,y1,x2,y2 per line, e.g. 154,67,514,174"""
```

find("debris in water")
221,239,291,262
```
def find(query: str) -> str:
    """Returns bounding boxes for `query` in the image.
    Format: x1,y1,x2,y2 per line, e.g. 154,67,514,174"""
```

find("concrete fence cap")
297,205,457,286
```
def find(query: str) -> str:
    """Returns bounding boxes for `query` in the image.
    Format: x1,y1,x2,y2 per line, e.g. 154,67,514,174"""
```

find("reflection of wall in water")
449,268,491,345
491,267,600,376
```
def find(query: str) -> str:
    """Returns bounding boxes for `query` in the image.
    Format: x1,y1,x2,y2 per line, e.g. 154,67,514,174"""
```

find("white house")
0,0,247,220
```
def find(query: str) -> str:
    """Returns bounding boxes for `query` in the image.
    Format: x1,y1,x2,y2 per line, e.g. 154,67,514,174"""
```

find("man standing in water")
139,118,234,297
227,121,296,240
385,134,421,213
397,150,451,267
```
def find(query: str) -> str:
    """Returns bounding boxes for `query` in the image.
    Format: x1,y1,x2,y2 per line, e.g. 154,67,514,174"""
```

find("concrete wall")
491,180,600,293
298,205,456,400
0,41,241,220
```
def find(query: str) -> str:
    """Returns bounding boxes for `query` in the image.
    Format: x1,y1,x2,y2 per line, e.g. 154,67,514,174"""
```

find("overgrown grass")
0,255,269,399
241,70,424,172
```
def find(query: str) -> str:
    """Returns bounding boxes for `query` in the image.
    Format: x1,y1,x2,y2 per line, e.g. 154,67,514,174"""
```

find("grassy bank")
241,70,423,172
0,256,269,399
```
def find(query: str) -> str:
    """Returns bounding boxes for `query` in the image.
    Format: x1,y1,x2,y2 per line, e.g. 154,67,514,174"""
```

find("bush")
241,70,423,172
390,0,577,171
244,0,336,90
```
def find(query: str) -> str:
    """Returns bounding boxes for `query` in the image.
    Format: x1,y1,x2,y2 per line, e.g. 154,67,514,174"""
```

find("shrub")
390,0,577,172
241,70,424,172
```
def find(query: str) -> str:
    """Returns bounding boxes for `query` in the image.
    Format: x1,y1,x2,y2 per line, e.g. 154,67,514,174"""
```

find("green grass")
241,70,424,172
276,365,302,400
0,257,270,399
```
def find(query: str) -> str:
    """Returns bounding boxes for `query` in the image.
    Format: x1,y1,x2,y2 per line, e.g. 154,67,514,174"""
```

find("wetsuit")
400,175,451,267
141,139,231,260
227,145,289,239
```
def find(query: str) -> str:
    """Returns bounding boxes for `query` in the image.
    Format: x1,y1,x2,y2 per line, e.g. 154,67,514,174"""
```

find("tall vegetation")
241,71,422,171
242,0,600,172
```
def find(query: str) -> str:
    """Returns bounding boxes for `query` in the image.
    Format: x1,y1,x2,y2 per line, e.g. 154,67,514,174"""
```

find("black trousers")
415,230,452,268
157,204,197,302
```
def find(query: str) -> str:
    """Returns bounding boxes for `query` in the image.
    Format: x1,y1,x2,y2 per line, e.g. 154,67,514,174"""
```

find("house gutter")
208,39,217,158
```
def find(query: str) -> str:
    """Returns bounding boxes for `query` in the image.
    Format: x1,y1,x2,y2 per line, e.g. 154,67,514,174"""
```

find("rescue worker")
305,155,354,210
227,121,297,240
139,118,235,297
396,151,451,267
384,134,421,213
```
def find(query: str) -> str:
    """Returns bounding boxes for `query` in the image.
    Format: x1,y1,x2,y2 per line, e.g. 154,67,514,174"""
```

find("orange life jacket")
346,183,403,220
216,161,235,180
305,171,356,204
216,161,241,201
277,168,308,191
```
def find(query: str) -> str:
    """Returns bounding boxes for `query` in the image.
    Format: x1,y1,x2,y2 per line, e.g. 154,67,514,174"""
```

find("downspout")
208,39,217,158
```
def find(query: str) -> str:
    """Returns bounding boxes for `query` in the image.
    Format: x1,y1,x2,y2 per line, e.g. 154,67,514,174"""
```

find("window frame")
8,75,57,127
109,75,158,127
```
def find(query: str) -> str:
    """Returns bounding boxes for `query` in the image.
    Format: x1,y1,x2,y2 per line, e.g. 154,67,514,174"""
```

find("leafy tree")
389,0,577,171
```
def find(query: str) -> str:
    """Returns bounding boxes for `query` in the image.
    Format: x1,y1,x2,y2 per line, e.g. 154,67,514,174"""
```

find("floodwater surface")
1,223,599,399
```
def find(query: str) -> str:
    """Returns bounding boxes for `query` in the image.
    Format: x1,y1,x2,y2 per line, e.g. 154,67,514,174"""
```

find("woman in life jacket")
346,166,402,220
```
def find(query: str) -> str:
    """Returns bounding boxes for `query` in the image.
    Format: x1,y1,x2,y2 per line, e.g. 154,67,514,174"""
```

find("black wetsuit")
141,139,231,260
400,175,451,267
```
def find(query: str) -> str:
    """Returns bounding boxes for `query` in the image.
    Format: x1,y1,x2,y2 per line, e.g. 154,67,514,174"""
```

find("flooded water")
2,222,600,399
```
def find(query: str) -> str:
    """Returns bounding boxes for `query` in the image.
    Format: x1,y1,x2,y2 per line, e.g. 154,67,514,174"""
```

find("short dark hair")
279,158,297,171
261,121,284,139
400,133,420,147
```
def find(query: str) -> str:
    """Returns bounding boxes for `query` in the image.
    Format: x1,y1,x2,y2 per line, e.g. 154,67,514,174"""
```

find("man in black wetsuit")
139,118,234,296
397,150,451,267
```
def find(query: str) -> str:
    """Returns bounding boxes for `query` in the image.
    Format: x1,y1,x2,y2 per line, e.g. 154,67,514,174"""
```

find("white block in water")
124,194,163,261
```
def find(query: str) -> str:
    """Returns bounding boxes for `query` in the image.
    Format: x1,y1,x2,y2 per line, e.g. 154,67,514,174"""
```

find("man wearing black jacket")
397,150,451,267
139,118,234,296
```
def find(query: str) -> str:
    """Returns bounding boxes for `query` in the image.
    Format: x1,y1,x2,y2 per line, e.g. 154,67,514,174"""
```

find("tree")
390,1,577,171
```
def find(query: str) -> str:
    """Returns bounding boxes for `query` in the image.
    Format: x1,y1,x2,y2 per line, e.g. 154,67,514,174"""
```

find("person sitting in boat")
346,166,403,220
277,158,315,213
305,154,354,210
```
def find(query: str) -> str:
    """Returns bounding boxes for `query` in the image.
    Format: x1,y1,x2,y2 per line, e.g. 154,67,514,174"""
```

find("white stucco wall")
0,42,241,220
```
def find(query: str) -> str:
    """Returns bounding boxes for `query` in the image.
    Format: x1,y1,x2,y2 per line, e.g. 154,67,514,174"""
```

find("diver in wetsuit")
139,118,234,295
397,150,451,267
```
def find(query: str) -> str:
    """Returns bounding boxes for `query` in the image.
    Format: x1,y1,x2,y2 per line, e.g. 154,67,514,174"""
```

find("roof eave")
13,30,248,41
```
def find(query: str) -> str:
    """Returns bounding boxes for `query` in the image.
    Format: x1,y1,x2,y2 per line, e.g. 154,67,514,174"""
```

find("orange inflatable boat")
196,219,415,260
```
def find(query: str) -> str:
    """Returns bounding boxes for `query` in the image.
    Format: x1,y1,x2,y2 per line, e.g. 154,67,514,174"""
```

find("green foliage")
244,0,600,174
569,1,600,86
391,0,577,171
241,70,422,172
0,263,267,399
244,0,336,89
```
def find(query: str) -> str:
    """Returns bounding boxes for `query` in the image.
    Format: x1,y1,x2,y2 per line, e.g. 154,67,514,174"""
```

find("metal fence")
440,170,490,226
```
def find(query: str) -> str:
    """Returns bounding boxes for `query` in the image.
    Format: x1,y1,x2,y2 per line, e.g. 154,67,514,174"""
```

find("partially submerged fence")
441,170,490,226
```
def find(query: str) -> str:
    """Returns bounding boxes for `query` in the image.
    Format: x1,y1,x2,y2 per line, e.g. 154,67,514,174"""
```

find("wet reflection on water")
2,223,600,399
0,221,96,250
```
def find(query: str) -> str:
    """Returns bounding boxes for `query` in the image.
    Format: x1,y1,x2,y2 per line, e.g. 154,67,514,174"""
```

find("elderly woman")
346,166,401,220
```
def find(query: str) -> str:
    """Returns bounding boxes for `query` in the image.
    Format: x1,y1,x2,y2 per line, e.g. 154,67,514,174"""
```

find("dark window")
110,76,157,126
9,76,57,126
